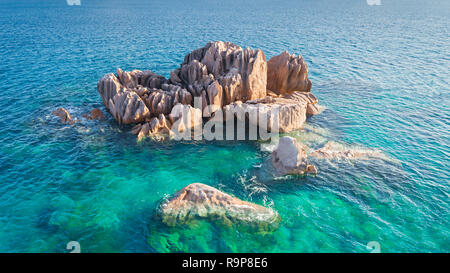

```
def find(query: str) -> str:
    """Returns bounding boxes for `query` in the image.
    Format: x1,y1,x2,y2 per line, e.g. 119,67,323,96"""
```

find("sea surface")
0,0,448,252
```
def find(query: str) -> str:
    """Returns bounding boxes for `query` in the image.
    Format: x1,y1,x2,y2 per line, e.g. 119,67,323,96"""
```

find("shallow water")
0,0,449,252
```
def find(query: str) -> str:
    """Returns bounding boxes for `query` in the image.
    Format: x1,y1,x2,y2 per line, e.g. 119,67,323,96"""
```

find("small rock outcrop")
159,183,280,231
272,136,317,175
52,107,73,124
83,108,105,120
267,51,312,93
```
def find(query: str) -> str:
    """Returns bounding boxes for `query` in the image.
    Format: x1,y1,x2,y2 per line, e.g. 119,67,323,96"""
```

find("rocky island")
94,41,325,230
97,41,321,140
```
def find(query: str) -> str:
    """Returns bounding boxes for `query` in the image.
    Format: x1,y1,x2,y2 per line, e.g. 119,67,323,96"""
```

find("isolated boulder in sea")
271,136,317,175
52,107,73,124
267,51,312,93
83,108,105,120
170,41,268,105
159,183,280,231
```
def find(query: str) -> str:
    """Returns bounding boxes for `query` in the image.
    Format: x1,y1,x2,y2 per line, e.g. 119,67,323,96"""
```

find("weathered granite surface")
159,183,280,230
267,51,312,93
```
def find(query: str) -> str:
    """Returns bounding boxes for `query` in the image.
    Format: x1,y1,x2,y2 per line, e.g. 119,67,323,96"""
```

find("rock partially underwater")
271,136,317,175
309,141,387,160
96,41,321,140
52,107,73,124
158,183,280,231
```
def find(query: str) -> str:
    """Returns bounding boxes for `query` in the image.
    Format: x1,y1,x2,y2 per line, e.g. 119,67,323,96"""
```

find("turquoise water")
0,0,449,252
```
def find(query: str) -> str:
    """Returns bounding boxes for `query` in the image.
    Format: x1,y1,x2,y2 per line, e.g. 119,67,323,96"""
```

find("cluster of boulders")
97,41,320,140
52,107,105,124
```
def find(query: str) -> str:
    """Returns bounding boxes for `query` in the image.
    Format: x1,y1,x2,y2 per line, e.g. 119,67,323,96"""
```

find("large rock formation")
159,183,280,231
272,136,317,175
170,41,268,107
96,41,320,139
267,51,312,93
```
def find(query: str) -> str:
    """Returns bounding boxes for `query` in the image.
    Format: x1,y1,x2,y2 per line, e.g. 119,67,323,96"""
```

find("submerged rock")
271,136,317,175
309,141,386,160
83,108,105,120
159,183,280,231
52,107,73,124
267,51,312,93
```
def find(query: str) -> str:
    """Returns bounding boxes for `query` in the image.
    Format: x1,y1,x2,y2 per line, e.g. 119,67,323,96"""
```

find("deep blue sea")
0,0,448,252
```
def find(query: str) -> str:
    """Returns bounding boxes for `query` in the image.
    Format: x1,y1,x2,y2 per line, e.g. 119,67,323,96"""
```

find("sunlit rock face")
267,51,312,93
158,183,280,231
223,96,308,133
170,41,268,106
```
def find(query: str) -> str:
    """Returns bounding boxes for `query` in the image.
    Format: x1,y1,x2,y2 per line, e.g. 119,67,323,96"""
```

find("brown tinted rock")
52,107,73,124
108,90,150,124
83,108,105,120
97,73,123,107
159,183,280,230
116,68,168,89
267,51,312,93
